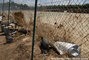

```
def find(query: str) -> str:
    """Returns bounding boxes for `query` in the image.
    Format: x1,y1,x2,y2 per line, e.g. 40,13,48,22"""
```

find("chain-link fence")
37,0,89,58
0,0,10,21
0,0,3,15
0,0,35,60
36,0,89,59
0,0,89,60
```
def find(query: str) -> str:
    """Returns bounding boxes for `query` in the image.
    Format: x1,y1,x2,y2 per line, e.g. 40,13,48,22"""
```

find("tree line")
0,1,89,13
38,4,89,13
0,2,33,10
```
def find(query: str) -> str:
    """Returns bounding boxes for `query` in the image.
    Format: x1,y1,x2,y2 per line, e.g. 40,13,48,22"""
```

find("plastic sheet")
54,42,80,57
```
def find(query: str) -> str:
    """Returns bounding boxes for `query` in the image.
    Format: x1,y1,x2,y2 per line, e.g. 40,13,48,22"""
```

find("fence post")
0,0,5,32
2,0,4,21
8,0,11,26
31,0,38,60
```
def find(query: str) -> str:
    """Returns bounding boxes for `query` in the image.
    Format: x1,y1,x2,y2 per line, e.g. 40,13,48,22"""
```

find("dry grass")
13,11,28,28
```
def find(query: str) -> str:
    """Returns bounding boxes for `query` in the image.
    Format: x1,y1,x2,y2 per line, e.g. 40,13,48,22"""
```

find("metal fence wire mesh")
0,0,89,60
36,0,89,59
0,1,3,15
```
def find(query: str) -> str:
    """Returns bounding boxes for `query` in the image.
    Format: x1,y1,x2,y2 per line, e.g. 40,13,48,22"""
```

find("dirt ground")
0,22,69,60
0,11,88,60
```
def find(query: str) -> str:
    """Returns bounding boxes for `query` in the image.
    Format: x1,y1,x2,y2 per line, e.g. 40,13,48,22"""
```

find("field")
0,11,89,60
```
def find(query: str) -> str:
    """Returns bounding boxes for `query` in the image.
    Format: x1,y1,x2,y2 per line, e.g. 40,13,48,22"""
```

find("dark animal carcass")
18,29,27,35
39,37,50,54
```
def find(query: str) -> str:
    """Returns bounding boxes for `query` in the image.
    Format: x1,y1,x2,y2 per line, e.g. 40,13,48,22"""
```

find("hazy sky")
0,0,89,6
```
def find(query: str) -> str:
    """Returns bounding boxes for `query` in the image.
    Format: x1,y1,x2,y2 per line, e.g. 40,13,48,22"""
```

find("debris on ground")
54,42,80,57
0,11,88,60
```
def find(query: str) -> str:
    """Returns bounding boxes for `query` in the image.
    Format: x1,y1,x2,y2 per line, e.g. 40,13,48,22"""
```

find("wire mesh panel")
0,0,35,60
5,0,36,59
35,0,89,59
0,0,3,15
0,0,10,21
0,0,89,60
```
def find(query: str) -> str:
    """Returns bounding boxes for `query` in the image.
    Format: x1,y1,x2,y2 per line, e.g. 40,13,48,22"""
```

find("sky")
0,0,89,6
